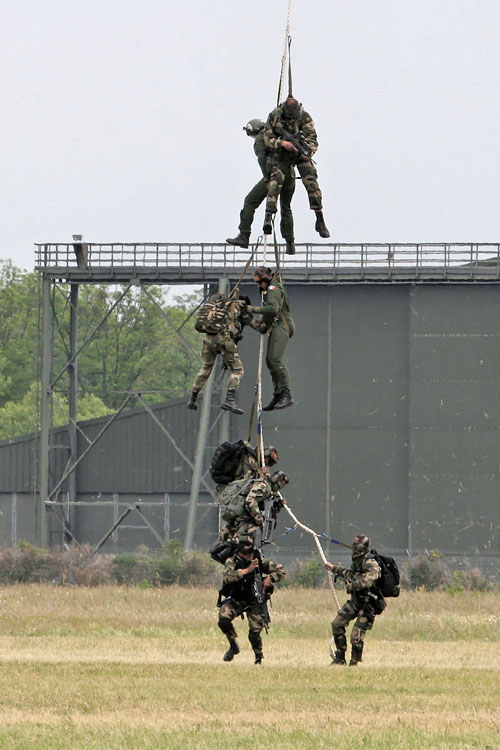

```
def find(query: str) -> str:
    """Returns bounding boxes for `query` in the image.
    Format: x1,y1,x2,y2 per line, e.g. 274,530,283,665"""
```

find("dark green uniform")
238,132,295,241
250,279,294,397
218,552,286,662
330,553,386,665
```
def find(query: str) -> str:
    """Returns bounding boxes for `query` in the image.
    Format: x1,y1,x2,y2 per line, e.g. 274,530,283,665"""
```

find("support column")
185,277,228,550
39,276,52,548
68,283,79,526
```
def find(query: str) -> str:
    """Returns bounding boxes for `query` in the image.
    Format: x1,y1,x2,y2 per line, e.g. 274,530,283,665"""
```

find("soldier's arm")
260,559,286,583
248,287,282,316
254,134,269,176
300,111,319,155
244,483,265,525
324,562,351,579
263,112,282,151
348,558,381,592
222,556,259,585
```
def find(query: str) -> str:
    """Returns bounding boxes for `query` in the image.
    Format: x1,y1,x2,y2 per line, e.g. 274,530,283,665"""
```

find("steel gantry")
35,241,500,550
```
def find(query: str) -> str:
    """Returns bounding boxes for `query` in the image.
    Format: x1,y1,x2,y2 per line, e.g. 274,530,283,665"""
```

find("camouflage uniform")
220,477,271,544
250,278,295,396
218,551,286,662
192,299,257,394
263,104,323,214
330,552,386,665
238,132,295,242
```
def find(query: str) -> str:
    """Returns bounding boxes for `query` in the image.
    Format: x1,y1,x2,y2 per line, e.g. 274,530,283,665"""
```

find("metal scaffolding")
35,240,500,550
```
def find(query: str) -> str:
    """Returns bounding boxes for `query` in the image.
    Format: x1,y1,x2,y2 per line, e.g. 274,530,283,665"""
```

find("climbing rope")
277,0,293,105
282,502,341,609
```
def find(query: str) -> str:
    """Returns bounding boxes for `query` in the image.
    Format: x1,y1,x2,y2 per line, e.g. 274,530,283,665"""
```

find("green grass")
0,585,498,749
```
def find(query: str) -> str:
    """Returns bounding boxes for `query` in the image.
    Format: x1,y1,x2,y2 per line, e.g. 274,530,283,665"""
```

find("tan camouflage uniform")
192,299,257,394
263,104,323,214
330,554,386,664
218,553,286,661
220,477,270,545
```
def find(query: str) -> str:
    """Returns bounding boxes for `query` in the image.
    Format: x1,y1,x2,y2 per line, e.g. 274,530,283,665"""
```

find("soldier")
186,295,258,415
262,95,330,239
246,266,295,410
324,534,387,666
219,469,289,545
218,539,286,664
226,118,296,254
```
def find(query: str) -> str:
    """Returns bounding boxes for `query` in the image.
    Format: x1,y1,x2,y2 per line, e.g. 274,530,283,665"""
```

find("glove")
346,581,354,594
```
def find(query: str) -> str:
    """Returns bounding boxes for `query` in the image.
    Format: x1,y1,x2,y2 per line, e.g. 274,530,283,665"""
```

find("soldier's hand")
279,496,287,506
262,575,272,589
242,558,259,576
324,562,334,571
281,140,298,152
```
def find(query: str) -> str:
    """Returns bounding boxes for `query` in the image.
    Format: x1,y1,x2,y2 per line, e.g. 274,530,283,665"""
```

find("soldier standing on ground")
324,534,386,666
246,266,295,411
218,539,286,664
226,119,296,255
262,96,330,239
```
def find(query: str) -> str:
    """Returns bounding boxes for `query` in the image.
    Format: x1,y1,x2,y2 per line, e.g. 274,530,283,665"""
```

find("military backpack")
220,478,254,523
210,440,257,485
194,293,233,334
369,550,400,598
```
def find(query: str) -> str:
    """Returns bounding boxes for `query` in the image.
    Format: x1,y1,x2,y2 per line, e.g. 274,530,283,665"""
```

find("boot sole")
274,401,295,410
221,404,244,415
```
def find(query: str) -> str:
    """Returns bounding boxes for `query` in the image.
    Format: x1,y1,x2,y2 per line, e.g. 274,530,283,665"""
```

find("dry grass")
0,585,498,749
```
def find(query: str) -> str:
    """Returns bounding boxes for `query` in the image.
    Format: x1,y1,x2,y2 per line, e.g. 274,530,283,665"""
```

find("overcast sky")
2,0,500,272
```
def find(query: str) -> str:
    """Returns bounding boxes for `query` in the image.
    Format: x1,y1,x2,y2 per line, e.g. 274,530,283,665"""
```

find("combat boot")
330,651,347,666
262,394,280,412
274,389,294,410
221,389,244,415
349,644,363,666
254,654,263,665
285,240,296,255
226,232,250,248
223,639,240,662
314,211,330,239
263,211,274,235
186,391,198,410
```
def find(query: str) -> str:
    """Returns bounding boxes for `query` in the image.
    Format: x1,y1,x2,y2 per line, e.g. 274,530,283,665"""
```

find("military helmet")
253,266,273,285
264,445,279,467
352,534,370,557
282,96,300,118
243,119,265,136
270,470,289,492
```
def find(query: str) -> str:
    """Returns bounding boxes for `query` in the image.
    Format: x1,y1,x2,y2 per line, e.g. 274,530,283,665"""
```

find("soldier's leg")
266,325,292,395
265,165,286,218
220,342,244,415
349,606,376,666
331,600,358,665
218,599,242,661
239,179,268,235
279,173,296,254
246,608,266,664
296,161,330,238
188,339,217,409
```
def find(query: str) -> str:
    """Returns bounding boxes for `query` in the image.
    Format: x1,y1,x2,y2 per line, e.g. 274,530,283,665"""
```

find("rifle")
331,568,379,602
275,124,315,161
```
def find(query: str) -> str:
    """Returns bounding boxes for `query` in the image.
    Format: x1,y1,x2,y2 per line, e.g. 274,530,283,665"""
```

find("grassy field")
0,585,498,749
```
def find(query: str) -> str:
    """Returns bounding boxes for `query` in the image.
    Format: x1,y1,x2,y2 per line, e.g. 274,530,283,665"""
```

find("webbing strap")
230,236,262,298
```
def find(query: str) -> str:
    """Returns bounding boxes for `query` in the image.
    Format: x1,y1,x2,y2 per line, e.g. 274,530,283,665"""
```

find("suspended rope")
277,0,293,105
282,502,341,609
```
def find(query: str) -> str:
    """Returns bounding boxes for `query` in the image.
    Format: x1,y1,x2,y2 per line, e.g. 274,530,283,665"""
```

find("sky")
2,0,500,273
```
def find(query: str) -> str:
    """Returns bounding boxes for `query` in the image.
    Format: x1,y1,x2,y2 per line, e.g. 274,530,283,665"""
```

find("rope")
283,502,341,609
255,234,268,467
277,0,293,106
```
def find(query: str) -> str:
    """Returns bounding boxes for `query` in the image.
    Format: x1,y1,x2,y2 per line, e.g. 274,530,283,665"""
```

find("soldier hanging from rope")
262,95,330,239
226,118,296,255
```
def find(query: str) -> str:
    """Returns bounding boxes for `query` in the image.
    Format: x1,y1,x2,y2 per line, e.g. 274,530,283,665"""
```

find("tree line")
0,259,201,440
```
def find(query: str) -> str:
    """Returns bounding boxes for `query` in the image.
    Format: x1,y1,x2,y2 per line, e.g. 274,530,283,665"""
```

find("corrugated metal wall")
0,283,499,568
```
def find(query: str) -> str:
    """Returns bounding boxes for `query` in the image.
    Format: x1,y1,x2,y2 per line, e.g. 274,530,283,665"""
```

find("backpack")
210,440,256,485
209,540,236,565
220,478,254,523
369,550,400,598
195,293,233,334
